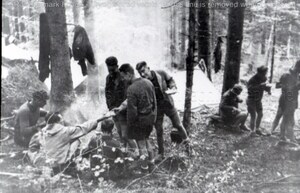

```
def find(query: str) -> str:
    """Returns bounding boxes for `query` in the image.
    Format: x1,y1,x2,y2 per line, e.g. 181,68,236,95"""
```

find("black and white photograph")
1,0,300,192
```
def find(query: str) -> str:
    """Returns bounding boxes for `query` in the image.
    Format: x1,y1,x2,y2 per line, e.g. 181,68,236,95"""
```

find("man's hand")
112,107,121,115
232,108,240,115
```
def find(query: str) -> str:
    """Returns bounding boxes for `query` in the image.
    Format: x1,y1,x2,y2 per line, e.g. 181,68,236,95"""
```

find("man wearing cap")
219,84,249,130
246,66,271,135
14,90,49,147
277,60,300,142
135,61,189,162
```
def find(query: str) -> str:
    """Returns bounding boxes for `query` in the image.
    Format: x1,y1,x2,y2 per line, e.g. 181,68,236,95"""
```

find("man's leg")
136,139,149,171
255,102,263,131
232,112,247,127
271,106,283,133
165,106,189,155
165,106,188,140
113,116,124,144
154,110,165,157
285,108,296,142
247,104,257,132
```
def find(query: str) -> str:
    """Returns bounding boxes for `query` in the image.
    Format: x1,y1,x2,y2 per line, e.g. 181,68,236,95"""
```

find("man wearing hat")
219,84,249,131
246,66,271,135
14,90,49,147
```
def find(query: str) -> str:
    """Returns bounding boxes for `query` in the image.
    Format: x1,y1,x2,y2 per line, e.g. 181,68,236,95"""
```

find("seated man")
90,119,126,180
14,90,49,147
219,84,249,131
28,112,102,174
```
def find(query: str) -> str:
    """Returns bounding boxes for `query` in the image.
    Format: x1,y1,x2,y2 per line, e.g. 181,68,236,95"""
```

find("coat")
28,120,98,167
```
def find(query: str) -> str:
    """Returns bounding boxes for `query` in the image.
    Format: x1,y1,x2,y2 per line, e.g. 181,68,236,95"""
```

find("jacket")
28,120,98,167
219,90,241,119
105,72,127,111
152,70,176,106
127,78,157,128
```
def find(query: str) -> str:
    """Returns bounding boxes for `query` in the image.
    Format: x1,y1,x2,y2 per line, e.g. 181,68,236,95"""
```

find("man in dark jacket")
14,90,49,147
271,61,300,134
136,61,188,161
219,84,249,131
246,66,271,135
278,61,300,142
105,57,130,145
118,63,157,173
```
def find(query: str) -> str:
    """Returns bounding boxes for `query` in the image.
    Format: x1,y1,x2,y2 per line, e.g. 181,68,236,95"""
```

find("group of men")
13,56,189,174
220,60,300,142
104,57,189,170
12,58,299,176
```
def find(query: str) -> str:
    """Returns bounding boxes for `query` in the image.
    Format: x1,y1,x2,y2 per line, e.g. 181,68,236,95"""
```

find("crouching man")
28,112,103,174
219,84,249,131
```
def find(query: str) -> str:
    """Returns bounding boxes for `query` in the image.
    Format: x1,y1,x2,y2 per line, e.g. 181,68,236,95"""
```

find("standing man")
136,61,189,161
219,84,249,131
118,63,157,172
278,60,300,142
105,56,136,150
246,66,271,135
14,90,49,147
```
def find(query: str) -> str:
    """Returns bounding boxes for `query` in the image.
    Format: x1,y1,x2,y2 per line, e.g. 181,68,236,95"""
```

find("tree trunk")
83,0,100,105
13,6,20,40
221,0,245,94
197,0,211,81
72,0,80,24
170,6,177,68
183,0,196,132
45,0,74,111
211,7,216,67
265,23,274,67
269,20,276,83
180,5,187,69
287,23,292,58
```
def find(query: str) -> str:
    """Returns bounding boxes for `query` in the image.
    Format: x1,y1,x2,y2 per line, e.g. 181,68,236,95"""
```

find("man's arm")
67,120,98,140
159,70,177,89
19,111,39,136
39,108,48,117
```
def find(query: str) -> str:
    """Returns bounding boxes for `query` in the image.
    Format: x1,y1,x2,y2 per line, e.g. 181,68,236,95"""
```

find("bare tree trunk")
270,20,277,83
197,0,211,81
180,4,187,69
72,0,80,24
211,6,216,67
287,23,292,58
13,6,20,40
222,0,245,94
83,0,100,105
45,0,74,111
183,0,196,132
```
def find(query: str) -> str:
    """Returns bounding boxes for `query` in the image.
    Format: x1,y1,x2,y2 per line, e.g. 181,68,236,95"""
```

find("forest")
1,0,300,192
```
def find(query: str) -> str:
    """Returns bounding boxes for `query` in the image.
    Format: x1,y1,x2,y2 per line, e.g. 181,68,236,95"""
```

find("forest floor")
1,73,300,193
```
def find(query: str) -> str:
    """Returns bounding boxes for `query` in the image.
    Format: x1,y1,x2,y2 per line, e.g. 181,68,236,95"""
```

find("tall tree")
179,3,187,69
45,0,74,111
183,0,196,132
221,0,246,94
197,0,211,81
72,0,80,24
83,0,100,105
